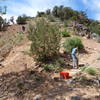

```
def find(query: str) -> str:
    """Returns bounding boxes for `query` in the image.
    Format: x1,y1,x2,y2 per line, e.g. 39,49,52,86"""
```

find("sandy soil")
80,37,100,68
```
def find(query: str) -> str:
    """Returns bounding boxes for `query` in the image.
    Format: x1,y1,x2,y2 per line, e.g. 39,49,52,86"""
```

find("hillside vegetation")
37,5,100,41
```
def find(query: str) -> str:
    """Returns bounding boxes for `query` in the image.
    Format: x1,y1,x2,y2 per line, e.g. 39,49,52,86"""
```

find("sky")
0,0,100,20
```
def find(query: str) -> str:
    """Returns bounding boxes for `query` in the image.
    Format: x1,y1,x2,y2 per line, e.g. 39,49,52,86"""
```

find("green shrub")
16,15,27,24
97,57,100,60
61,30,70,37
28,19,61,62
64,37,84,53
80,66,97,76
85,67,97,75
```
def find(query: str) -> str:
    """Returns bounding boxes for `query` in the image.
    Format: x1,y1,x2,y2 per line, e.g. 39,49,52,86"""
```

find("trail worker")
71,47,79,69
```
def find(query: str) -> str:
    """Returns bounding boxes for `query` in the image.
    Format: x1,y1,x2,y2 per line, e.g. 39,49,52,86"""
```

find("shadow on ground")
0,68,72,100
0,67,100,100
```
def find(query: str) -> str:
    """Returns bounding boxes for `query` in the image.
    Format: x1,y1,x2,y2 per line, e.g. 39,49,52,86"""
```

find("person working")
71,47,79,69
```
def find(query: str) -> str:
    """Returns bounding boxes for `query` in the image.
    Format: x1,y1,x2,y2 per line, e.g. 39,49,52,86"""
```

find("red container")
60,72,70,79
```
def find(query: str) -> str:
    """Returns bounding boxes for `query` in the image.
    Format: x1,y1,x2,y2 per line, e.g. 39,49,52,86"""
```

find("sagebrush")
28,19,61,62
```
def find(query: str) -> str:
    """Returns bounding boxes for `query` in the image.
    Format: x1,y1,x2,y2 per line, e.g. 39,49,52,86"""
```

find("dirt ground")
80,37,100,68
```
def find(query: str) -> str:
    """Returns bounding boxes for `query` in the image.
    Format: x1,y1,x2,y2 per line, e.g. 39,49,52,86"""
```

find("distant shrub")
61,30,70,37
28,19,61,62
64,37,84,53
47,15,56,22
89,21,100,35
37,11,46,17
0,16,7,31
16,15,27,24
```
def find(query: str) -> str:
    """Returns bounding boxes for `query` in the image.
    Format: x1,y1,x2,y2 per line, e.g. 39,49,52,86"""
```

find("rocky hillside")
0,8,100,100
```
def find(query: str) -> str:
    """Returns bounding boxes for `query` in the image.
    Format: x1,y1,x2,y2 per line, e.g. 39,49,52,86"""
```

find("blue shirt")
72,48,77,55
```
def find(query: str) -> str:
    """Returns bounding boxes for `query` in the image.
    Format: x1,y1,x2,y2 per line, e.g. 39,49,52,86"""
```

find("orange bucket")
60,72,71,79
